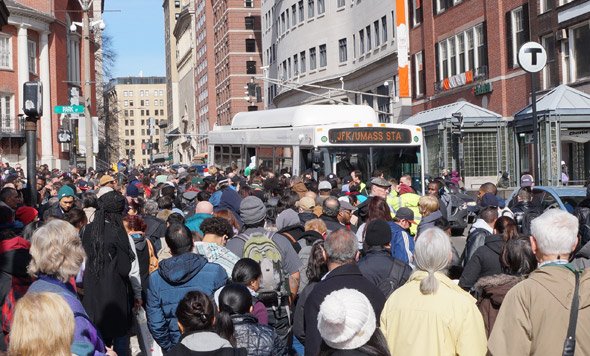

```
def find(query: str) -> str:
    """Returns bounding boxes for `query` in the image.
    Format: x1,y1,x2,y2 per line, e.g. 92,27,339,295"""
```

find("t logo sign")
518,42,548,73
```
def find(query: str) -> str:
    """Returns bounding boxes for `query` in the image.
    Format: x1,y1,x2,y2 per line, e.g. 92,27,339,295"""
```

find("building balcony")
0,116,26,138
434,65,488,94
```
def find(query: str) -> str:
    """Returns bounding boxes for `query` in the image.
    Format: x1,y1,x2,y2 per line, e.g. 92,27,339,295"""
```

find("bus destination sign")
328,127,413,144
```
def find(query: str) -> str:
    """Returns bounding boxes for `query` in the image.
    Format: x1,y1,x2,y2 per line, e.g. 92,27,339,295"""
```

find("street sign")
518,42,547,73
54,105,85,114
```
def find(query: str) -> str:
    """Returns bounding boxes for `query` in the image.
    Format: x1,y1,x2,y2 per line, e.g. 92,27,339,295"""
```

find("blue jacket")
185,213,213,235
146,252,228,351
389,221,415,266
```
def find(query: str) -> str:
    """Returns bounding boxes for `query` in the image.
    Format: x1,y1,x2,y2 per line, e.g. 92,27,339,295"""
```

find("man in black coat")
358,219,412,298
303,228,386,356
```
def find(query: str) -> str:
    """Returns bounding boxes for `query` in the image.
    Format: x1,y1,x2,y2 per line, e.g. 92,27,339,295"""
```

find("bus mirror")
312,149,323,164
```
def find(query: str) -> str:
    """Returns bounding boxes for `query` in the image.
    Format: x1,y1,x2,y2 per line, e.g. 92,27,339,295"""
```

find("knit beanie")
58,185,75,200
318,288,376,350
365,219,392,246
15,206,38,225
276,208,300,230
240,196,267,225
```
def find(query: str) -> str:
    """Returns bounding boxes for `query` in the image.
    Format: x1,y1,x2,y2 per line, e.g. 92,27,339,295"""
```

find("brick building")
0,0,100,170
212,0,263,126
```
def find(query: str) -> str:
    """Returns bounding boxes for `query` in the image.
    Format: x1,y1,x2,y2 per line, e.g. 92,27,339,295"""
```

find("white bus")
208,105,425,193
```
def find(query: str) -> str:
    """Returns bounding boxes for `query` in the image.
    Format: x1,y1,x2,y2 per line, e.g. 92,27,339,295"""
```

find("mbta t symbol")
525,47,543,66
518,42,547,73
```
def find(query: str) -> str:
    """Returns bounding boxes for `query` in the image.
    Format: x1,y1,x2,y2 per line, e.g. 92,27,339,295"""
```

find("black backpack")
377,259,412,298
521,207,543,236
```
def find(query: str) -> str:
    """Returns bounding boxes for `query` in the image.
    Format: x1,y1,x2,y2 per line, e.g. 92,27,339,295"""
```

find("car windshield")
557,194,585,213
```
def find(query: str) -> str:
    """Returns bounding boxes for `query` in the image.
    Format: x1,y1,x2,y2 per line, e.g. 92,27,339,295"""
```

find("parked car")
507,186,586,214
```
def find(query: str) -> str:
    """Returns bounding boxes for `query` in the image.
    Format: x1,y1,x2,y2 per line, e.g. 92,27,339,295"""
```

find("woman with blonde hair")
416,195,442,237
9,292,74,356
380,227,487,355
25,219,113,356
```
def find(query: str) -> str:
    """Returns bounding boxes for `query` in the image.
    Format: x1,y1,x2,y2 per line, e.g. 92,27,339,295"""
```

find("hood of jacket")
474,274,524,307
130,232,147,251
484,234,504,255
422,210,442,224
158,252,207,285
180,331,232,351
470,218,494,234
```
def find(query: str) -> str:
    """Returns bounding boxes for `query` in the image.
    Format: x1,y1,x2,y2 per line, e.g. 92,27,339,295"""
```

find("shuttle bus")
208,105,425,193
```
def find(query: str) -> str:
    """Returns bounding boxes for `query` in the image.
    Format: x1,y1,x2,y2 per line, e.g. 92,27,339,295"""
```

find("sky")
103,0,166,78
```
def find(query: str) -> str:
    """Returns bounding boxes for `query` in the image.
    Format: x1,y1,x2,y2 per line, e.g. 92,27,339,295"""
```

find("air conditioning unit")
555,29,568,41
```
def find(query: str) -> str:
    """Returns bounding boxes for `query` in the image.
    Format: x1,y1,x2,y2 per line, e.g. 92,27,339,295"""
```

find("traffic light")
23,81,43,118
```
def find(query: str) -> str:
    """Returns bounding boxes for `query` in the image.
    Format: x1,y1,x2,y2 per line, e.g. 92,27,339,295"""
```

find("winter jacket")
194,242,240,278
416,210,442,237
28,275,107,356
81,220,133,343
473,274,524,337
231,314,287,356
298,212,317,225
146,252,228,351
166,331,247,356
358,248,412,297
293,281,317,345
380,271,487,356
186,213,213,236
389,221,415,265
459,234,504,291
144,215,166,252
320,215,343,233
463,219,493,266
217,187,243,225
387,191,422,236
129,232,152,293
488,266,590,356
304,263,386,356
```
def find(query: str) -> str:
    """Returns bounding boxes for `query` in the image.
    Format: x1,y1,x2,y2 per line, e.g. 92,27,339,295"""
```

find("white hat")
317,289,376,350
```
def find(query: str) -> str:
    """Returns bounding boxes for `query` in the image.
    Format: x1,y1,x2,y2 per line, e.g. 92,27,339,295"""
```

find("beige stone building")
163,0,182,163
103,77,167,167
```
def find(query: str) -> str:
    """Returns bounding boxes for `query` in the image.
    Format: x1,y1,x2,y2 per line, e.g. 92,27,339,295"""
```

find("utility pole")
82,0,94,169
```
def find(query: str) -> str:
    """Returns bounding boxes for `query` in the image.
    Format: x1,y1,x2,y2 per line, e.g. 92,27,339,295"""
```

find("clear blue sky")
103,0,166,78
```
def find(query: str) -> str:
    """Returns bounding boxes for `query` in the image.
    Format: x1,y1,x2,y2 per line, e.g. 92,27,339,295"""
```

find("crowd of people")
1,160,590,356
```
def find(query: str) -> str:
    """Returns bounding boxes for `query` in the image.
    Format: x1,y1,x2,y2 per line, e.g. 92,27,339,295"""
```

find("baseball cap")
296,196,316,211
480,193,499,208
394,207,416,224
370,177,391,187
99,175,115,186
520,174,534,187
318,181,332,190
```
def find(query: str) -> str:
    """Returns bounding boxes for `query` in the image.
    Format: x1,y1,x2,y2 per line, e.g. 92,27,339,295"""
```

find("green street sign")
54,105,85,114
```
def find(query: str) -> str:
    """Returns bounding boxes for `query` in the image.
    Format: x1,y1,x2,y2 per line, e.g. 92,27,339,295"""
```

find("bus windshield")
312,146,423,191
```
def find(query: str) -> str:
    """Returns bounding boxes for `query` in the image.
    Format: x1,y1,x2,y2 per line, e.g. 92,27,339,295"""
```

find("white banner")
561,129,590,143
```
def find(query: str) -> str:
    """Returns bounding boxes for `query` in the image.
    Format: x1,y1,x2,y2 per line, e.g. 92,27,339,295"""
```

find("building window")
140,100,145,106
308,0,314,18
540,0,552,13
300,51,306,72
246,60,256,74
338,0,345,7
287,58,292,78
67,33,80,85
294,54,299,75
291,5,297,27
413,52,424,97
245,0,253,8
0,94,14,130
374,21,380,47
27,40,37,74
359,29,365,55
507,5,529,68
140,90,144,96
174,0,180,7
310,47,317,70
410,0,422,27
299,1,304,22
339,38,347,62
541,34,557,89
141,109,145,116
436,23,487,82
366,26,372,51
570,22,590,80
245,39,256,52
353,34,356,58
124,100,129,107
381,16,388,42
245,16,255,29
319,44,327,67
317,0,325,15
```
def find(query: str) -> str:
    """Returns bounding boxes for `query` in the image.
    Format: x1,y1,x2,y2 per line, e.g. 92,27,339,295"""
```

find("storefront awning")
513,84,590,122
403,101,502,130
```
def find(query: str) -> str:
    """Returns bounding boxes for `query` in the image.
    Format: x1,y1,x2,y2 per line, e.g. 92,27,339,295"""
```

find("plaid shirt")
193,242,240,277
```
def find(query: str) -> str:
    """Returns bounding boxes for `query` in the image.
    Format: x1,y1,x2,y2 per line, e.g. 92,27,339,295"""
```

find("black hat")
365,220,392,246
394,207,416,223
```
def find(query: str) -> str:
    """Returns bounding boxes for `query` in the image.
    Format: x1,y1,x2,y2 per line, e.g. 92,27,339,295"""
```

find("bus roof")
227,105,379,129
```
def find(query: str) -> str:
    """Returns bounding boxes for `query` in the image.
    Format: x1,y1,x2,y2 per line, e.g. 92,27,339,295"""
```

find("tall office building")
212,0,263,126
103,77,167,167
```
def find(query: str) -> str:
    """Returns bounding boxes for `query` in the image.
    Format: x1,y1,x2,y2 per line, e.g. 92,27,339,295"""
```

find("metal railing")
0,115,25,137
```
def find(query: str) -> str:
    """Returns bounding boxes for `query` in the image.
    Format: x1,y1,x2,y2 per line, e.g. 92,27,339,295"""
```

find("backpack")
236,232,290,302
377,259,412,298
521,208,543,236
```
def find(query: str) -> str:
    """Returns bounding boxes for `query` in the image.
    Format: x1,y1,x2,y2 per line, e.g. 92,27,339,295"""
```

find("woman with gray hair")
25,219,114,355
380,227,487,355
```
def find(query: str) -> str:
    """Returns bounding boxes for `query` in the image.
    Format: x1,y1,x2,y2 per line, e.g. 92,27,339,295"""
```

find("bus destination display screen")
328,127,413,144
